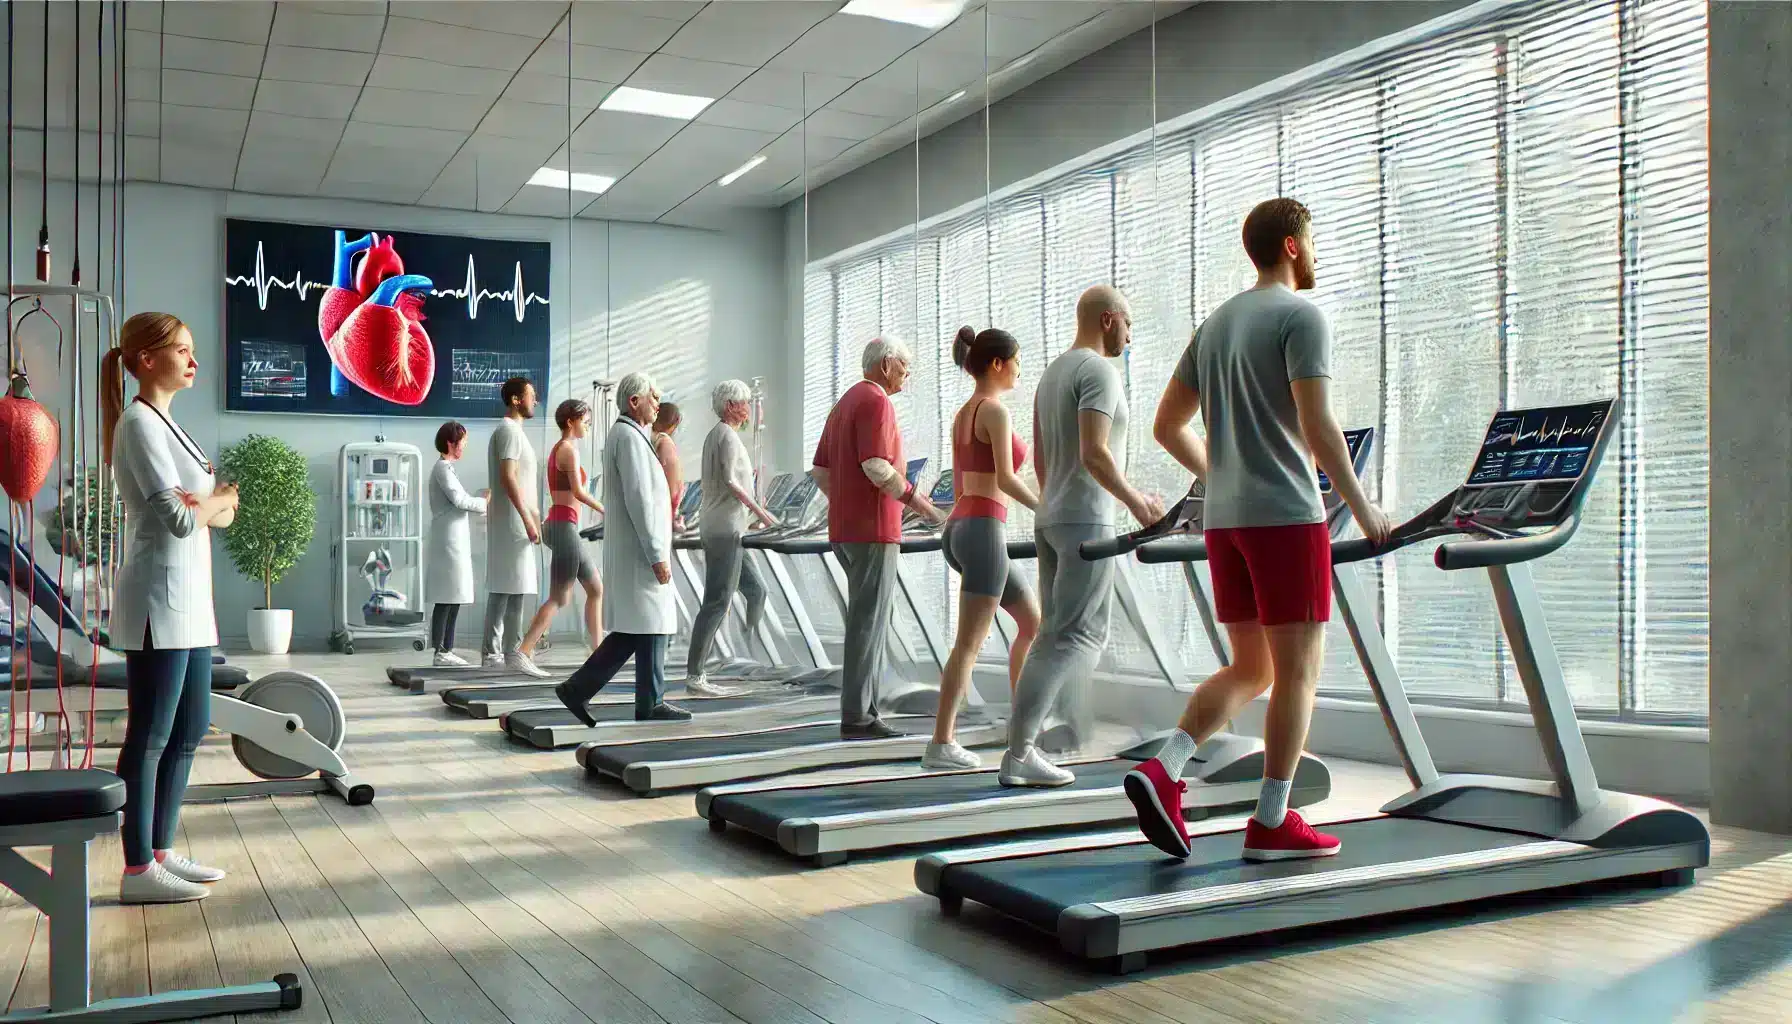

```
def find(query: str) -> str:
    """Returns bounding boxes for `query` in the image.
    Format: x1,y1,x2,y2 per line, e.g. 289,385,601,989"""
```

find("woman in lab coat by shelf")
426,421,488,665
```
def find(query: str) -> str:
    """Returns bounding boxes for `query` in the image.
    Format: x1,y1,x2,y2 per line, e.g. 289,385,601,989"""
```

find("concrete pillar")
1708,1,1792,834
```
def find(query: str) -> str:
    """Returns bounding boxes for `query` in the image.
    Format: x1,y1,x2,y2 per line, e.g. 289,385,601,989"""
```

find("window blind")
801,268,836,462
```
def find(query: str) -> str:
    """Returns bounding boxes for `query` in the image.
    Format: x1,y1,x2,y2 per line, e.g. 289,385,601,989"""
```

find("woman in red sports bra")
517,399,606,668
926,326,1044,771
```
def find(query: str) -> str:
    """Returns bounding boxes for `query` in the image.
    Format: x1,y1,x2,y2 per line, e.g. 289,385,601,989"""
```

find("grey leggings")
544,519,597,588
942,516,1034,603
481,593,529,656
1007,524,1115,754
686,531,768,676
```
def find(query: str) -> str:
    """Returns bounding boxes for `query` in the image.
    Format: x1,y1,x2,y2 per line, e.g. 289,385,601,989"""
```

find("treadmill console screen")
1316,428,1373,495
678,481,702,516
929,475,955,506
782,475,818,512
1466,400,1612,487
906,458,927,488
763,474,795,509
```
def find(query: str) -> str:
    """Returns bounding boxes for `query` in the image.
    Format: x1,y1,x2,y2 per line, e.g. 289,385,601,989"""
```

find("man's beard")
1296,257,1317,291
1103,334,1125,357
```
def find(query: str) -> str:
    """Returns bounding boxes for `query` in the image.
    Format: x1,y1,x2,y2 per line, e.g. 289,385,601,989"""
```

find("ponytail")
100,347,127,466
103,312,189,465
952,325,1021,379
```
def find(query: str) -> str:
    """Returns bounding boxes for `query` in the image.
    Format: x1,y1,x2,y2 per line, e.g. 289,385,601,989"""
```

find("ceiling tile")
805,107,905,141
829,74,953,119
269,5,387,52
499,188,585,218
504,74,615,108
161,35,267,78
314,178,433,205
124,135,160,180
662,2,834,66
262,45,376,86
478,99,590,141
381,18,542,72
729,68,855,111
159,104,249,150
329,144,453,183
125,29,162,68
521,43,646,84
125,101,162,136
160,145,241,189
995,2,1113,34
696,99,804,134
338,120,468,156
161,70,258,110
352,87,491,133
766,14,929,77
562,5,691,53
403,1,570,38
461,133,565,168
366,54,513,97
246,110,347,146
624,55,757,99
126,67,161,103
236,134,335,185
569,110,683,159
163,1,274,45
254,79,363,120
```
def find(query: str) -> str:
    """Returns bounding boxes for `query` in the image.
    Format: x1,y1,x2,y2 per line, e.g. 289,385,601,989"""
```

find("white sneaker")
998,746,1076,788
684,675,745,698
506,652,552,679
158,851,226,883
120,863,210,904
483,653,504,668
922,741,983,771
433,650,470,667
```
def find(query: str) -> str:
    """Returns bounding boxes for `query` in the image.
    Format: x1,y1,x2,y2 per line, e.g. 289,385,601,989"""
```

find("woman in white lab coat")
425,421,487,665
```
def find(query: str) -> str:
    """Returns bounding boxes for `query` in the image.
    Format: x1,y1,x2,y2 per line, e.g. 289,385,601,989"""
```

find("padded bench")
0,768,300,1021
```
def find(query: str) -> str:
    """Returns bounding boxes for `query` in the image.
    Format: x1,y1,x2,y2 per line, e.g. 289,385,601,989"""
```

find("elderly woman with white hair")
683,379,780,694
554,372,692,723
811,337,947,738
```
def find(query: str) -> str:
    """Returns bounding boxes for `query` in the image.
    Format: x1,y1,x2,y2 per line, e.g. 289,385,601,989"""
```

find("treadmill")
387,482,713,693
440,476,811,718
915,399,1709,973
690,430,1372,866
575,471,1007,796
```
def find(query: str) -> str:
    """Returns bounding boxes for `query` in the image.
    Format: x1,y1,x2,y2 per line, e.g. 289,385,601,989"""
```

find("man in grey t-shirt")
1125,198,1392,864
483,377,542,670
999,284,1166,788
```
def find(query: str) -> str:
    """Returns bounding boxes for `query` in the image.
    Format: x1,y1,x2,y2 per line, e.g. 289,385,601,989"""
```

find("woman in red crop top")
926,326,1044,770
517,399,607,667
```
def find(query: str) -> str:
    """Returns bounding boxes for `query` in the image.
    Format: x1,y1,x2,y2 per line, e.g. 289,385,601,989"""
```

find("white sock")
1254,777,1292,828
1155,729,1198,781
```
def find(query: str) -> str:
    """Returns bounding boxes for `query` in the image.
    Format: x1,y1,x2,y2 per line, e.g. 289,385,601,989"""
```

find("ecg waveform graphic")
1470,402,1611,486
226,242,549,322
1484,409,1606,449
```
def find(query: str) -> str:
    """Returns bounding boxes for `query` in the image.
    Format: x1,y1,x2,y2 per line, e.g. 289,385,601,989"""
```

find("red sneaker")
1242,809,1341,862
1123,758,1192,858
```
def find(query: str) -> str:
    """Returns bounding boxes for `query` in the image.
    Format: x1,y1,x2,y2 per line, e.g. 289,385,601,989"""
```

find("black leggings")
116,626,212,868
429,603,462,652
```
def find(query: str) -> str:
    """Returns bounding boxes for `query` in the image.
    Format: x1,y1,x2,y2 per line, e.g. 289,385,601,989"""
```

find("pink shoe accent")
124,863,152,876
1123,758,1192,858
1242,809,1341,861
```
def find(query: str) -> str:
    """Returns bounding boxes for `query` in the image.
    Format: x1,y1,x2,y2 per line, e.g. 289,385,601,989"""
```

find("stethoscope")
133,396,214,476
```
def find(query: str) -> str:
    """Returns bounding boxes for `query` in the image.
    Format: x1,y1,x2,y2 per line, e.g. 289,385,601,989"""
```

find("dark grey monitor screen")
906,458,927,487
678,482,702,516
930,475,955,505
1467,400,1612,487
1316,428,1372,495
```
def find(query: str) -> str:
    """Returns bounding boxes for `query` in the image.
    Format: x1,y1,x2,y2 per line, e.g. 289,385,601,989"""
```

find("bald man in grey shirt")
1000,285,1165,789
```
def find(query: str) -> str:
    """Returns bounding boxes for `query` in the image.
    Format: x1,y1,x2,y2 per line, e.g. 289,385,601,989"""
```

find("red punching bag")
0,370,59,503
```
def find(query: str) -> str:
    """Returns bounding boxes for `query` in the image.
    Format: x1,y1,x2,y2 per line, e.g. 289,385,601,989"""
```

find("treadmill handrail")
1329,492,1459,565
1435,512,1580,571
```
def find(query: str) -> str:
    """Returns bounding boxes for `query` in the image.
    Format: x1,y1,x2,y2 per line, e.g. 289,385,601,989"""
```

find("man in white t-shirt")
483,376,542,670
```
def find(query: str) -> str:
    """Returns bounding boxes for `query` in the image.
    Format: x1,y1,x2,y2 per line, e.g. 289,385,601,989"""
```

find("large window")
801,0,1709,720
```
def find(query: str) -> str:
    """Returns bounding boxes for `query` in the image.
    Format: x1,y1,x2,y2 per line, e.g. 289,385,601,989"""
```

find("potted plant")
218,434,316,654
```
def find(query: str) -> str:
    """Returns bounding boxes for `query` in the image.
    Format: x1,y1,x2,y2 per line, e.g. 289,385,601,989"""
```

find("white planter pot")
247,608,293,654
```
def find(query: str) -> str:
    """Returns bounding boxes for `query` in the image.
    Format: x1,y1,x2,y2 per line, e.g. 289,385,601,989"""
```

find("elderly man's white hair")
861,336,913,377
617,371,657,407
711,378,752,418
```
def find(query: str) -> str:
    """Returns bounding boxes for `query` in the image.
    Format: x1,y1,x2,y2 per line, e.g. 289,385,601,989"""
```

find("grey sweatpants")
481,593,529,657
832,541,898,727
686,531,769,676
1008,524,1115,754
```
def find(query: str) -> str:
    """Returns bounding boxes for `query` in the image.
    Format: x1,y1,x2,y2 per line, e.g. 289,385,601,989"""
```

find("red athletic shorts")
1204,523,1332,626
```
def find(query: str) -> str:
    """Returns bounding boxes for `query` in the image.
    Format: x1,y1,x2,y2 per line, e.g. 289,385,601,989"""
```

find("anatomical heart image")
224,217,550,419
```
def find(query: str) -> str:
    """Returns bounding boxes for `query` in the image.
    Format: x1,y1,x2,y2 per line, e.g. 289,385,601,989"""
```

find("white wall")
8,177,786,649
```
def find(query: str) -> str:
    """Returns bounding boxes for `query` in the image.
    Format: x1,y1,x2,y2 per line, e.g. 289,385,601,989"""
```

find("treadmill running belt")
583,722,878,776
442,684,560,708
503,695,770,739
941,818,1534,933
712,760,1137,838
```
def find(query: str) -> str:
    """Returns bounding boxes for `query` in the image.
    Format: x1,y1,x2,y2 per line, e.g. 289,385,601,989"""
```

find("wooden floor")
4,650,1789,1024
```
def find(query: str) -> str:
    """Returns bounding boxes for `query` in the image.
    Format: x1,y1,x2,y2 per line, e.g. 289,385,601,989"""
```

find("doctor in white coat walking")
425,421,487,665
553,372,692,723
